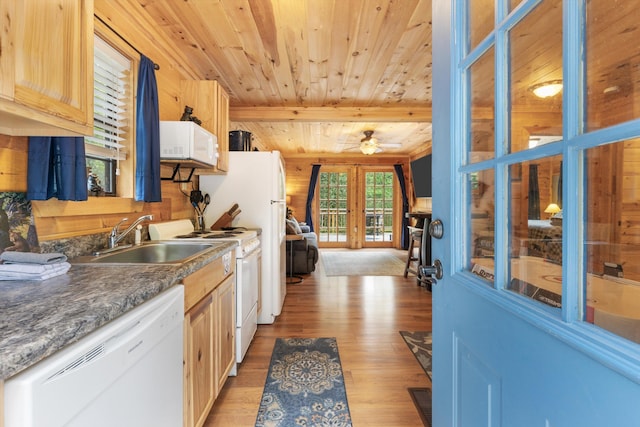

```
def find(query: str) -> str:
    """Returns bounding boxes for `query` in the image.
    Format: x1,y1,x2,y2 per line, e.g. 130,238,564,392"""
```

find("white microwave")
159,121,218,167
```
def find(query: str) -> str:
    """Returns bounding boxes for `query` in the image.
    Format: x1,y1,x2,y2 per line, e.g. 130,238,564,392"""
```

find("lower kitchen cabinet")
183,252,235,427
184,293,215,427
216,274,235,392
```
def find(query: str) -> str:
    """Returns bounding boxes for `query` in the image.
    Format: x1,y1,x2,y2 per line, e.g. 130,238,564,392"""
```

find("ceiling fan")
346,130,402,155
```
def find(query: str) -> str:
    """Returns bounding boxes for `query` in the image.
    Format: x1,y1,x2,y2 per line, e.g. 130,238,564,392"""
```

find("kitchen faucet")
109,214,154,248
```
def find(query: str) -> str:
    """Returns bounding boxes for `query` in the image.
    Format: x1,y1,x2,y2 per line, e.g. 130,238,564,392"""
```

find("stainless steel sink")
73,242,221,265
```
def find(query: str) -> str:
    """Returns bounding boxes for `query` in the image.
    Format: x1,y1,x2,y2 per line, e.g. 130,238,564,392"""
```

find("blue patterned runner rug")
255,337,353,427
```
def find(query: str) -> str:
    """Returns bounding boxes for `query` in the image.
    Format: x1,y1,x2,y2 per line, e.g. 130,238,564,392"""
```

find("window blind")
86,36,131,163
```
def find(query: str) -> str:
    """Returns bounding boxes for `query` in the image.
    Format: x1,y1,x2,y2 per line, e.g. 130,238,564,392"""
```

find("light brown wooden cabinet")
215,274,236,391
184,293,216,427
0,0,94,136
179,80,230,174
182,252,235,427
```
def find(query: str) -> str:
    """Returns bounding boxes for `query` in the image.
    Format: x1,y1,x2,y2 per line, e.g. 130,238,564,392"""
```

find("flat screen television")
410,155,432,197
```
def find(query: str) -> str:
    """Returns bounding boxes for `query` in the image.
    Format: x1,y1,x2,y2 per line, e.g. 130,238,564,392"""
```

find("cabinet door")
0,0,93,136
216,274,236,391
179,80,229,174
184,293,216,427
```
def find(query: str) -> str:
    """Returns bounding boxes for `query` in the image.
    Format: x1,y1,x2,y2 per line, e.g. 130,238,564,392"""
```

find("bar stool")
404,226,423,279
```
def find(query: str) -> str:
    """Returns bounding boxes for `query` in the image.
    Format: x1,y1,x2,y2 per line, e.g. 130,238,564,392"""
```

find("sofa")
285,215,319,274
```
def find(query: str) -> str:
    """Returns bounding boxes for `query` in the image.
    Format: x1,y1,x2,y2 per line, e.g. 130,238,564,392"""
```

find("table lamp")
544,203,561,220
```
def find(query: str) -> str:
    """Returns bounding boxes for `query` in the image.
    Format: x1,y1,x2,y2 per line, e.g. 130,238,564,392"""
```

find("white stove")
149,219,259,257
149,220,261,372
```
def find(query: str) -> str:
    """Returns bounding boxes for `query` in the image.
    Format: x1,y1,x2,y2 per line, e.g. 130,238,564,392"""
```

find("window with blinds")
86,35,132,196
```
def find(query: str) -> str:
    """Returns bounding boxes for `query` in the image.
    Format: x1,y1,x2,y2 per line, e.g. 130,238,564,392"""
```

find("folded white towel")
0,263,68,274
0,262,71,281
0,251,68,265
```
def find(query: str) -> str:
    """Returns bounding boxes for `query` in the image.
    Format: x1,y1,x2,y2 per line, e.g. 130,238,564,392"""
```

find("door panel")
455,338,501,427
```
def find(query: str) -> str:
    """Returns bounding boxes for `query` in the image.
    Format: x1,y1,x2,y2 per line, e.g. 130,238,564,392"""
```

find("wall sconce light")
530,80,563,98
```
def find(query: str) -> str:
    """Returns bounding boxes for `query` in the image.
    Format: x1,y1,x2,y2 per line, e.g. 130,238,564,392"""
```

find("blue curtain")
528,164,540,219
305,164,321,232
135,55,162,202
27,137,88,201
394,164,410,249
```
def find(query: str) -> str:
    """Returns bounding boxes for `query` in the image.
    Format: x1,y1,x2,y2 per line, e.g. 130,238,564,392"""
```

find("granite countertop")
0,241,237,381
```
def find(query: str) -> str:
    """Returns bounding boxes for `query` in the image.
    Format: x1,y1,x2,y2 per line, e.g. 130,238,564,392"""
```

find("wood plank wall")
621,140,640,279
283,153,420,249
4,1,636,280
0,1,204,241
0,1,429,244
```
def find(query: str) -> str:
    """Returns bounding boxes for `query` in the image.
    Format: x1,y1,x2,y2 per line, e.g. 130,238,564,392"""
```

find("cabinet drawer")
183,252,234,312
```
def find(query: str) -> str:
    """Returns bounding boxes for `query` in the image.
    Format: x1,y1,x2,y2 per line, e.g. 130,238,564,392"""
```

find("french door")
317,168,351,247
360,168,396,247
317,167,397,248
432,0,640,425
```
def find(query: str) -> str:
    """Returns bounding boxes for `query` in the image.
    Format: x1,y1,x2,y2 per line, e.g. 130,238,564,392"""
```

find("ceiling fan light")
359,130,379,155
530,80,563,98
360,140,378,155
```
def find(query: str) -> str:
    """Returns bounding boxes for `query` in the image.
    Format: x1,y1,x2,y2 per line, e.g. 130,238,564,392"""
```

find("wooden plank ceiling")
139,0,433,157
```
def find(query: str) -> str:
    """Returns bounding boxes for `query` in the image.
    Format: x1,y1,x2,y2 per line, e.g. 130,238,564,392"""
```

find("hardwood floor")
205,249,433,426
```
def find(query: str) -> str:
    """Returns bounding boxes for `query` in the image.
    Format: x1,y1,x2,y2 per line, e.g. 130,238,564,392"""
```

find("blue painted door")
431,0,640,425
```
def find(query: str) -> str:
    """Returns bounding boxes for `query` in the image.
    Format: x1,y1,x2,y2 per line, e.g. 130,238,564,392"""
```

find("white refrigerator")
200,151,286,324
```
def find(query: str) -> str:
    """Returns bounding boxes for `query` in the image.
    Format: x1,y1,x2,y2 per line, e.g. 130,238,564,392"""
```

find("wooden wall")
0,1,205,241
585,139,640,280
620,140,640,279
0,136,27,193
283,153,418,249
0,1,431,244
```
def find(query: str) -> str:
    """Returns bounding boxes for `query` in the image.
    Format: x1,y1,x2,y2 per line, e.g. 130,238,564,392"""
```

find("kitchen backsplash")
0,192,148,258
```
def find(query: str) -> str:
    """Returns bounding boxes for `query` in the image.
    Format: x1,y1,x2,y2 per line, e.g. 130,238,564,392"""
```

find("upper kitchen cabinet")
180,80,229,173
0,0,94,136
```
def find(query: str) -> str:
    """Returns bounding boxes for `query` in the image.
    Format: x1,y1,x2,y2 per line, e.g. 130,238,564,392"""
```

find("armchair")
285,216,319,274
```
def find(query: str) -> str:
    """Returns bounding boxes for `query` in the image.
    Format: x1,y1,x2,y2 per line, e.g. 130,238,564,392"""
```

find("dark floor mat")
408,387,432,427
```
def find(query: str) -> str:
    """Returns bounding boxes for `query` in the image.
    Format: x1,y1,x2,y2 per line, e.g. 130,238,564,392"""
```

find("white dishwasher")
4,285,184,427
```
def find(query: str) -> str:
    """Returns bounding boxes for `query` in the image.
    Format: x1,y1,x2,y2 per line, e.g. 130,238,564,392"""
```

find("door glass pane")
318,172,348,243
509,0,563,154
586,0,640,131
469,47,496,163
364,171,394,242
508,156,563,308
468,168,495,284
468,0,494,51
585,139,640,343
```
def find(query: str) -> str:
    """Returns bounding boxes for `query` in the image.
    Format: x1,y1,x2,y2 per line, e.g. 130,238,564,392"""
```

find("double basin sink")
73,241,223,265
